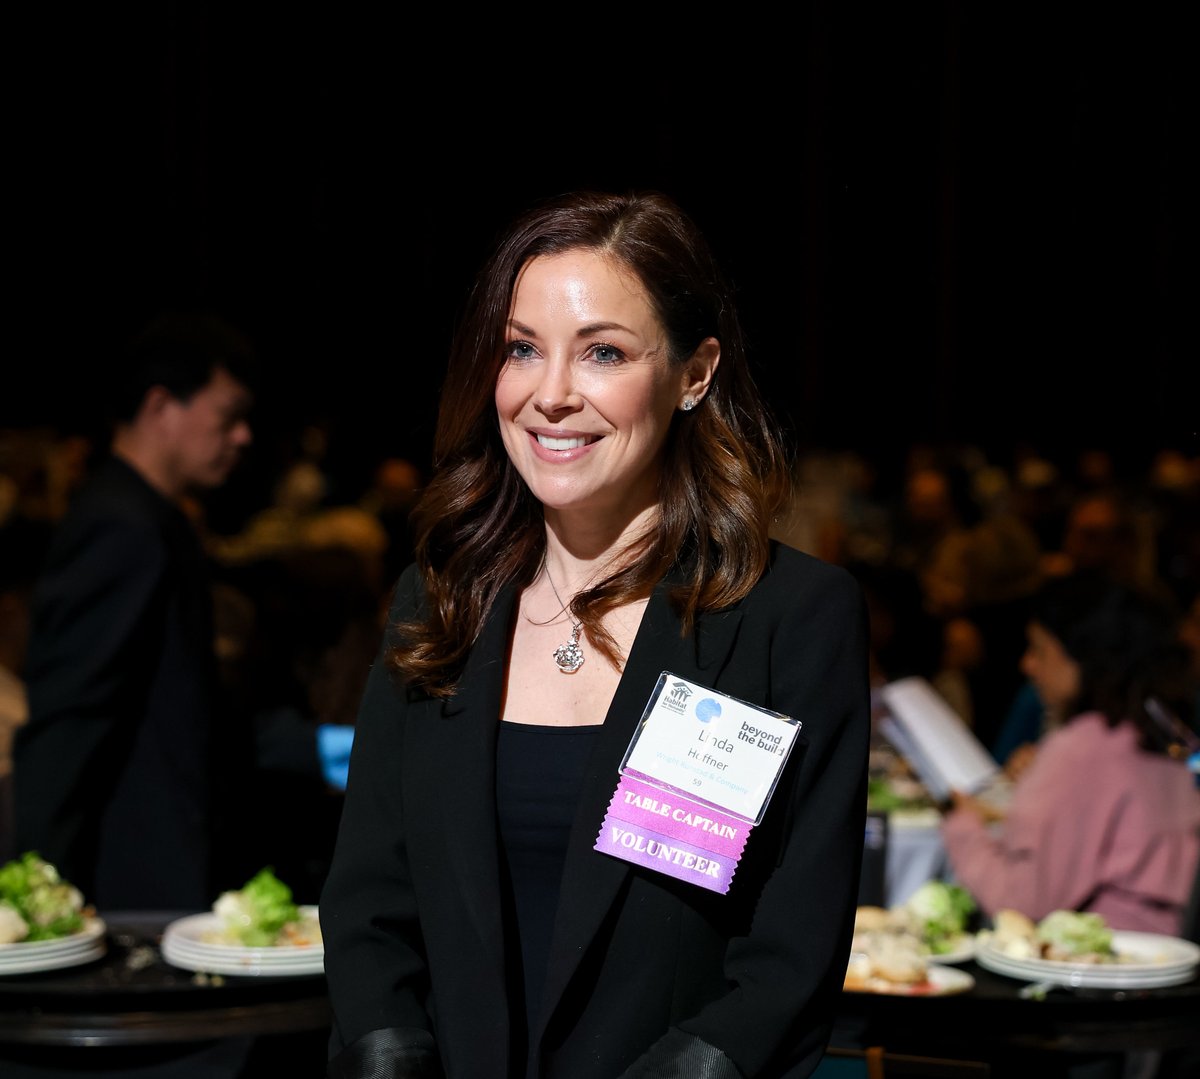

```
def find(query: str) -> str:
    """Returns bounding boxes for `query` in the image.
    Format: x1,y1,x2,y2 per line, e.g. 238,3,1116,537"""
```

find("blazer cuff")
618,1027,742,1079
327,1027,443,1079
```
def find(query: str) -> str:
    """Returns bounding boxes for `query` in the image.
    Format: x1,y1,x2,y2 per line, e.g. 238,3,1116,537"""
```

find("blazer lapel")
407,584,517,984
537,581,744,1032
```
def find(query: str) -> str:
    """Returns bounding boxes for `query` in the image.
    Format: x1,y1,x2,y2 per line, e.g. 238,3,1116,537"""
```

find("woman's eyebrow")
574,321,634,337
506,319,637,338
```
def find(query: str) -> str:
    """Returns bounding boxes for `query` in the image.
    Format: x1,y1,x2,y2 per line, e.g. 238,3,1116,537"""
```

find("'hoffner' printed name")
688,720,786,769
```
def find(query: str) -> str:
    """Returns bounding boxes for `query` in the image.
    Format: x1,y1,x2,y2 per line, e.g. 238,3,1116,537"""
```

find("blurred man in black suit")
13,312,256,910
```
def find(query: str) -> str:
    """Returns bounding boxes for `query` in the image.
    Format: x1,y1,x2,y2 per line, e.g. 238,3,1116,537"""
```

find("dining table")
0,910,330,1078
4,910,1198,1078
829,956,1200,1078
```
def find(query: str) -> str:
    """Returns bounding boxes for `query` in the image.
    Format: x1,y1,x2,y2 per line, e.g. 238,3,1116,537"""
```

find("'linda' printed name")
608,826,724,878
622,791,740,839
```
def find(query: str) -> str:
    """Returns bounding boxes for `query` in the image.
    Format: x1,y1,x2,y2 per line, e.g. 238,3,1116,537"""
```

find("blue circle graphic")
694,698,722,723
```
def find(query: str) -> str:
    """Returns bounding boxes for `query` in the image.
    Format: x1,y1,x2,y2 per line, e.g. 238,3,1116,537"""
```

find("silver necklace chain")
544,565,585,674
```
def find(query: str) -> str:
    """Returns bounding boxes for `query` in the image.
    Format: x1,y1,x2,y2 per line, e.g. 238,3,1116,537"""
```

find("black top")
497,721,599,1075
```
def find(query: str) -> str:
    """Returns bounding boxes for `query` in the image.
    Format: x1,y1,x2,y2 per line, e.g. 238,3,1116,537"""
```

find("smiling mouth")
536,434,596,450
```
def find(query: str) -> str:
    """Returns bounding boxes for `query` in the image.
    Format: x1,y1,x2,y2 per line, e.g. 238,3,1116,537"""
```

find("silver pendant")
553,622,585,673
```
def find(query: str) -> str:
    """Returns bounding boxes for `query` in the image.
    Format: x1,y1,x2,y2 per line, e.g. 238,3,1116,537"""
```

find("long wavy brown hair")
390,190,792,697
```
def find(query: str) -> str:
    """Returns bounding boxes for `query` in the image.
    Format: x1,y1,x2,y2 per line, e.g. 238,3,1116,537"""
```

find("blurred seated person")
888,460,975,581
991,581,1200,778
1041,488,1167,603
942,571,1200,935
932,615,984,728
357,455,423,589
209,458,328,565
1147,449,1200,611
918,498,1044,748
1011,449,1070,554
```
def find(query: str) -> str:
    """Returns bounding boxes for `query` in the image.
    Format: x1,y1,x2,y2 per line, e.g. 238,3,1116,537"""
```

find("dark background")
6,5,1193,528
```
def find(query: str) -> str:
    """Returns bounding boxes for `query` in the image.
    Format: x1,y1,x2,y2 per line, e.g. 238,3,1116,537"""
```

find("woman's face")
495,249,716,524
1020,621,1082,717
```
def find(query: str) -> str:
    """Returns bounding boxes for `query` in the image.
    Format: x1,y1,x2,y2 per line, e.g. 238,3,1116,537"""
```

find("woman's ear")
678,337,720,411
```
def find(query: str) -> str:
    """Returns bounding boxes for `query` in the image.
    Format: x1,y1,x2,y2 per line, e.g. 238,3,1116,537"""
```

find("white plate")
845,963,975,997
0,917,107,975
163,948,321,971
0,940,106,976
163,938,322,960
163,907,321,950
0,935,98,961
0,916,106,955
161,940,324,977
161,907,323,977
976,930,1200,989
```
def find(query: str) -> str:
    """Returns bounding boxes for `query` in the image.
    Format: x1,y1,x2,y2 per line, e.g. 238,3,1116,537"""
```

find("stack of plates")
161,907,324,977
976,930,1200,989
0,917,107,975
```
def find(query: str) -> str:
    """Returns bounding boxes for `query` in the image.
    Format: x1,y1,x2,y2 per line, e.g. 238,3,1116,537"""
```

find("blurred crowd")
3,422,1199,902
773,441,1200,758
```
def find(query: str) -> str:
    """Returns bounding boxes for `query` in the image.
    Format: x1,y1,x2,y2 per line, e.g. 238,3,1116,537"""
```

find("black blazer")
320,542,870,1078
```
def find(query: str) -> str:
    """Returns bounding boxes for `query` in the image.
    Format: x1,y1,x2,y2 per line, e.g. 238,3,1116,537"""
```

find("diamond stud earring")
681,396,696,411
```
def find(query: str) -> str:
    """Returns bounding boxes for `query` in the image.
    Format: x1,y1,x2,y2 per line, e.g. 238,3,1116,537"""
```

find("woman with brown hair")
319,191,871,1078
943,571,1200,934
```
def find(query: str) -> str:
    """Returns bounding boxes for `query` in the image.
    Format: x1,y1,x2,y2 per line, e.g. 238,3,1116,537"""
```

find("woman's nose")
535,359,581,415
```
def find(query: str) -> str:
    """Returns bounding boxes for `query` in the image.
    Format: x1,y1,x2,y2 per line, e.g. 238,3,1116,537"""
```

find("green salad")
211,867,308,947
866,775,935,815
902,880,977,955
1037,909,1115,960
0,851,88,943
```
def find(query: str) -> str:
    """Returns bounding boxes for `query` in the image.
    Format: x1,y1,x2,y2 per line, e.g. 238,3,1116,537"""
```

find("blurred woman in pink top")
942,571,1200,935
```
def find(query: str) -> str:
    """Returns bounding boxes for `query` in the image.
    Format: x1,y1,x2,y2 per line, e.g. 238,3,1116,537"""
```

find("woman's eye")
506,341,537,361
591,343,625,365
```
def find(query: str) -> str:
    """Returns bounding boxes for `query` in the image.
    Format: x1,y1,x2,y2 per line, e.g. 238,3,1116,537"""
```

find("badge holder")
594,672,801,894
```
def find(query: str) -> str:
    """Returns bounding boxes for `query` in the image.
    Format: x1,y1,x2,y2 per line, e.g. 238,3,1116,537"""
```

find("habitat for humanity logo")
661,681,694,714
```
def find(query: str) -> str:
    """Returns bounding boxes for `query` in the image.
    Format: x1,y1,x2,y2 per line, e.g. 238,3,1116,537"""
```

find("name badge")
594,672,801,894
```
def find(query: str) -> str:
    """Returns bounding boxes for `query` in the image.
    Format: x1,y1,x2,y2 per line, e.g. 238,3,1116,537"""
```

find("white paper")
878,676,1000,800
